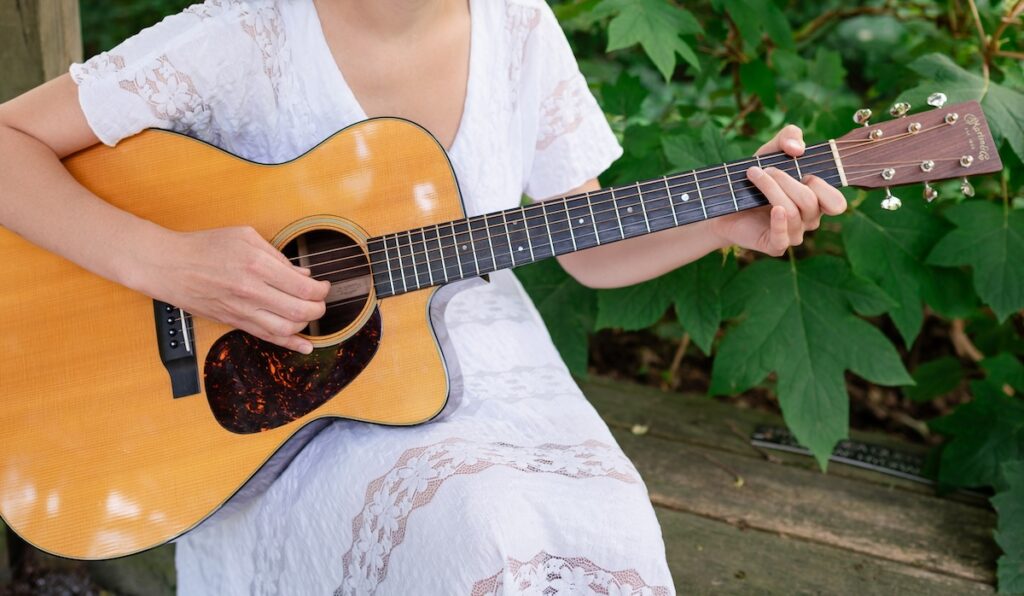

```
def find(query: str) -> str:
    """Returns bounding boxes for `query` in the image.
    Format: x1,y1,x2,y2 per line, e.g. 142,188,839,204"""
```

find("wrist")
114,218,178,296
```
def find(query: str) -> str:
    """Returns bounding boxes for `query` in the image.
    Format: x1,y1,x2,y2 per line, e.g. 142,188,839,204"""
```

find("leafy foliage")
528,1,1024,589
995,460,1024,592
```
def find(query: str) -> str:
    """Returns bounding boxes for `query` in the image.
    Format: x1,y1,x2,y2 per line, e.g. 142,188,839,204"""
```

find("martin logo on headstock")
834,92,1003,210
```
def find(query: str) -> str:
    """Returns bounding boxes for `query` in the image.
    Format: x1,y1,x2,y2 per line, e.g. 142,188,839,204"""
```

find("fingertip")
298,342,313,355
747,166,765,180
295,266,312,276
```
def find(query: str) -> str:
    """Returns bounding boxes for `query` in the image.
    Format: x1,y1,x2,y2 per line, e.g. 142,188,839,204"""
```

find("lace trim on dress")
334,438,641,595
116,55,218,144
505,3,541,110
536,76,588,150
470,551,672,596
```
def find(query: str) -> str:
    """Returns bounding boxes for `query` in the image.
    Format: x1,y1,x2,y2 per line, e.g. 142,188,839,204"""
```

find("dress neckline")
306,0,478,155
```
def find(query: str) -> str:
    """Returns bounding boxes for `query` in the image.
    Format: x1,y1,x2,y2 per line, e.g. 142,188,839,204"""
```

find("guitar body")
0,119,464,559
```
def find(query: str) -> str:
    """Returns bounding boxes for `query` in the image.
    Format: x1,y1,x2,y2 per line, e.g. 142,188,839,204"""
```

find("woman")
0,0,845,593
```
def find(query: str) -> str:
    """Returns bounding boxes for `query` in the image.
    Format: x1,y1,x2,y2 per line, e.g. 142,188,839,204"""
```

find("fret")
366,238,390,297
793,154,802,179
592,190,623,244
724,164,739,212
458,220,480,277
423,225,448,284
395,232,414,292
540,201,555,255
504,209,531,266
558,199,577,253
381,235,398,296
452,222,468,278
524,205,554,261
469,216,495,275
407,229,431,288
437,222,460,282
521,207,535,262
544,198,574,256
488,213,514,270
693,172,708,219
664,178,678,227
565,195,597,251
586,193,601,245
610,188,625,240
500,210,518,266
637,178,674,234
415,229,433,286
634,181,651,232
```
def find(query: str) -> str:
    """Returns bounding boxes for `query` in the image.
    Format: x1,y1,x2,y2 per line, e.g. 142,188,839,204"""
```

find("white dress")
70,1,674,594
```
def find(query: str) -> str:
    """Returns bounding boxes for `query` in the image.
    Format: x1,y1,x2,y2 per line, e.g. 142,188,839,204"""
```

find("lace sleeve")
519,2,622,201
69,0,277,148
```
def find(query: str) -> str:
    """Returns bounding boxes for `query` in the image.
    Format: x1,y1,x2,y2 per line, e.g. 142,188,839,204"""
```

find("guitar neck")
368,141,844,298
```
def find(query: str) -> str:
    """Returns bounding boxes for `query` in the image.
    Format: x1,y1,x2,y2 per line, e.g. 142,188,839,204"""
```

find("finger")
249,308,310,340
261,255,332,301
804,175,848,216
769,206,790,255
748,166,803,244
777,124,805,157
234,314,314,354
256,282,327,324
766,168,819,227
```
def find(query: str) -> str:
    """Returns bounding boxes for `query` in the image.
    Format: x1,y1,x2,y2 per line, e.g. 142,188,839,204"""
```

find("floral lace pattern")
116,55,218,143
471,551,672,596
505,3,542,110
536,77,588,151
335,438,641,595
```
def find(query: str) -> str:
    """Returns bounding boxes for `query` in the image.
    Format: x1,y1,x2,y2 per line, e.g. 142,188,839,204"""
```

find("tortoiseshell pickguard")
204,310,382,434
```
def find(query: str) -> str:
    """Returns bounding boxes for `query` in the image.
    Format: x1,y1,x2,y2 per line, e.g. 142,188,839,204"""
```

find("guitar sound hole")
281,228,371,337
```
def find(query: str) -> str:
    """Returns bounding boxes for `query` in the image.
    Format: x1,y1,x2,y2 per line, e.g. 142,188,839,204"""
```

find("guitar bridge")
152,300,200,398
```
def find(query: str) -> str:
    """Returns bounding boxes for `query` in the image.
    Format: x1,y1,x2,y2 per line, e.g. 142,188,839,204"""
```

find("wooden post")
0,0,82,102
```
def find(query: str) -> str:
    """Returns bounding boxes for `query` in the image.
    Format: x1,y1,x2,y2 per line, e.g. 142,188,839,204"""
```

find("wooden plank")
612,428,999,584
581,377,987,505
0,0,82,102
656,506,994,595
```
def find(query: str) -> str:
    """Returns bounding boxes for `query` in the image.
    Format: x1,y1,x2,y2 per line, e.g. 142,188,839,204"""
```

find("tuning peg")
881,188,903,211
927,92,948,108
889,102,911,118
853,108,873,127
960,177,975,197
923,182,938,203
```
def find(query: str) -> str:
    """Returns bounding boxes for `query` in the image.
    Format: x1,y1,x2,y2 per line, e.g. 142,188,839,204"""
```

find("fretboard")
367,142,842,298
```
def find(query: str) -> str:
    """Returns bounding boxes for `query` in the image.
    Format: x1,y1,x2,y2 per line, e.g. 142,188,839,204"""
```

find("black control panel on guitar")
152,300,200,398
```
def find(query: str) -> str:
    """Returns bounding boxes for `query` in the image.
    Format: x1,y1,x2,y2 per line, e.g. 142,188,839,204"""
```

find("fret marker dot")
517,246,524,252
627,207,634,213
461,245,467,250
681,193,690,202
578,218,584,224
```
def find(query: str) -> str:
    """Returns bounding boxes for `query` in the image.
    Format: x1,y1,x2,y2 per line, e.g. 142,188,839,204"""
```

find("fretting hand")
709,125,847,256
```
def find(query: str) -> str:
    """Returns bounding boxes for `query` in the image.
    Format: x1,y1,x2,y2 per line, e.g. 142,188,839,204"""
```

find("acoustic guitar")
0,97,1002,559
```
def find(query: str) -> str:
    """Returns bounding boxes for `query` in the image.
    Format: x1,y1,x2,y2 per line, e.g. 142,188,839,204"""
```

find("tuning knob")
881,188,903,211
889,102,911,118
853,108,873,127
923,182,938,203
960,177,975,197
927,92,948,108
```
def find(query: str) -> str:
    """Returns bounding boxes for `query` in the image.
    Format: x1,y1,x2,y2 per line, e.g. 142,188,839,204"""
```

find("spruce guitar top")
0,96,1002,559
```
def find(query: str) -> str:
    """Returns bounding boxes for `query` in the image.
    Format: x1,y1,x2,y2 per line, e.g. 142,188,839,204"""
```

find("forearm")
556,219,726,288
0,123,171,293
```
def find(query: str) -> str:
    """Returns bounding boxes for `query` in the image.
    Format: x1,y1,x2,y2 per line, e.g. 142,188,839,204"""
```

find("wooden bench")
1,377,997,594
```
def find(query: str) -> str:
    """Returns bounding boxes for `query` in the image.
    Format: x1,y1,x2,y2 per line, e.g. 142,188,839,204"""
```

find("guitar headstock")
834,95,1002,209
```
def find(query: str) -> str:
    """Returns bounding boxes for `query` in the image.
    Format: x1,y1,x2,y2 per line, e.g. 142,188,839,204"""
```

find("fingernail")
300,343,313,355
296,267,311,276
788,139,805,151
747,166,764,179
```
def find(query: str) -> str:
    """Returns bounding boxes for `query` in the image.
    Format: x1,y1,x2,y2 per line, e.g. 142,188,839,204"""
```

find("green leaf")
596,0,702,81
902,356,963,402
901,53,1024,162
596,267,683,331
710,255,912,468
740,59,777,109
515,260,596,376
982,353,1024,394
927,201,1024,322
842,197,951,346
993,460,1024,594
673,252,738,354
718,0,793,51
920,266,979,319
930,380,1024,488
601,71,648,116
663,124,742,172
